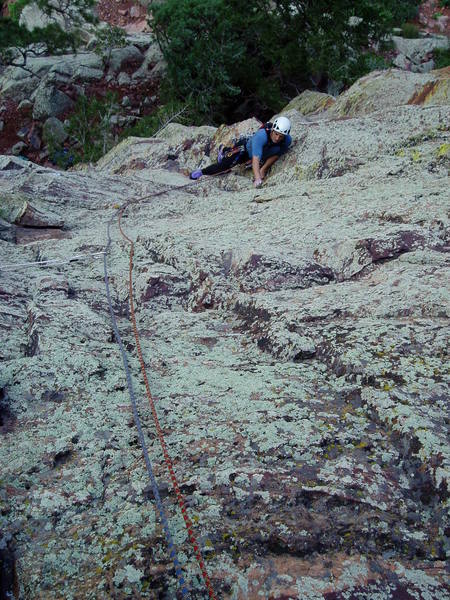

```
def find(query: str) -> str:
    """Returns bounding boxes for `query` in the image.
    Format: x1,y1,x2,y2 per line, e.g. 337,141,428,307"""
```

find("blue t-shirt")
246,128,292,161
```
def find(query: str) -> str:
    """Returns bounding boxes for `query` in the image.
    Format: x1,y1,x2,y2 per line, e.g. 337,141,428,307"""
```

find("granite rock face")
392,34,449,73
326,66,450,117
282,90,336,115
0,70,449,599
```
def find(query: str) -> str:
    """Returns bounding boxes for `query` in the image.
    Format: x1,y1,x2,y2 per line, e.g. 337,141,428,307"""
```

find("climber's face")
270,130,285,144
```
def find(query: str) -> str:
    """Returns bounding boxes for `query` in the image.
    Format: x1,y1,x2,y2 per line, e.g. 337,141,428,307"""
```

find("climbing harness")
116,188,217,599
220,137,250,166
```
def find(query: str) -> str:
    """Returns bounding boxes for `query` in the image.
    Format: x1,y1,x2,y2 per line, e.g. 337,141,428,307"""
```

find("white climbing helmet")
272,116,291,136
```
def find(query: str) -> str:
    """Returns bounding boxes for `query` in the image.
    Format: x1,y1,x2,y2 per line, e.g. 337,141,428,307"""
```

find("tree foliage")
48,91,120,166
94,24,127,67
0,0,96,67
150,0,420,123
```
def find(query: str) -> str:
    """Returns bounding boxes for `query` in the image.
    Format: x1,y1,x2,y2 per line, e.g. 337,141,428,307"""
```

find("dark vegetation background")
149,0,422,123
1,0,422,125
2,0,449,164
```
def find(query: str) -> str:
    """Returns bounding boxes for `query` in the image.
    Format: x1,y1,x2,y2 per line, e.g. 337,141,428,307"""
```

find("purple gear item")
189,169,203,180
217,145,224,163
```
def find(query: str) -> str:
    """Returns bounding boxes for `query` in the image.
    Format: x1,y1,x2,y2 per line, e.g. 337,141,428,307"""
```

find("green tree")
150,0,420,123
0,0,96,69
65,91,120,164
95,24,127,68
151,0,249,122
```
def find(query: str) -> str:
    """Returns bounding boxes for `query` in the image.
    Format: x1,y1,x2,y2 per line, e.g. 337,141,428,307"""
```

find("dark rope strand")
104,210,190,598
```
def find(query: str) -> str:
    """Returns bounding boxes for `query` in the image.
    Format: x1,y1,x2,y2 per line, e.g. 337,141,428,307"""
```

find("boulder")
0,156,30,170
11,142,27,155
416,59,436,74
17,125,31,139
125,33,155,53
392,35,449,73
132,42,165,81
0,53,104,103
19,0,95,37
130,6,140,18
0,217,15,243
42,117,68,146
0,192,64,228
28,126,42,150
19,3,65,30
32,84,74,120
0,76,39,103
72,66,104,81
118,72,131,86
17,99,33,112
107,46,144,75
47,53,104,82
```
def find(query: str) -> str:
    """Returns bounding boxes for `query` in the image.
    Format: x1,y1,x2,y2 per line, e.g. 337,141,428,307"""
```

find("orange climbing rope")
117,204,217,600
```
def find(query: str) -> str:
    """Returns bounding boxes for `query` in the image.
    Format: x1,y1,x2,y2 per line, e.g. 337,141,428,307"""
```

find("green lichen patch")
1,86,449,598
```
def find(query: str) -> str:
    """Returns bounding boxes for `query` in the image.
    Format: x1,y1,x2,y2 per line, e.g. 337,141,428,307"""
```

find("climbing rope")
0,251,105,272
104,206,190,598
116,192,218,600
2,171,218,596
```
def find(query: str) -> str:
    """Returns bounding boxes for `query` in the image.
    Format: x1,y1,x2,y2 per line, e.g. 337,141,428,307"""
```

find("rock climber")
189,116,292,188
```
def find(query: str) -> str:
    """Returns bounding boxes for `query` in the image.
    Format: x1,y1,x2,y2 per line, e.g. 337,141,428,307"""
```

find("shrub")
56,92,121,166
120,101,191,139
150,0,248,123
400,22,421,38
434,47,450,69
94,24,127,68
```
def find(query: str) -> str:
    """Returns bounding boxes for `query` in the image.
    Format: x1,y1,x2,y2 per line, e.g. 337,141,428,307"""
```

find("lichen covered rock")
328,67,450,117
282,90,336,115
0,69,449,599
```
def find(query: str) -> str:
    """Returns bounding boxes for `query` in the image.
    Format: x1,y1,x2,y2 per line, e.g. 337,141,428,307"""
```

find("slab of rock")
15,227,70,245
0,67,448,599
328,67,450,117
282,90,336,115
0,193,64,228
